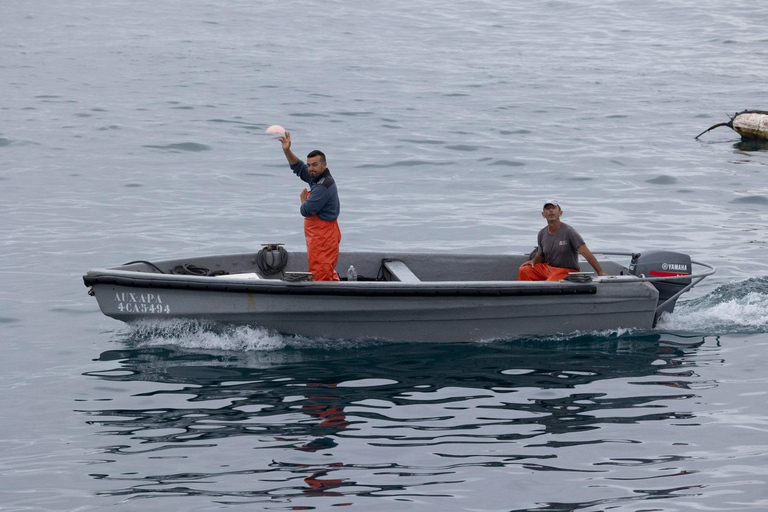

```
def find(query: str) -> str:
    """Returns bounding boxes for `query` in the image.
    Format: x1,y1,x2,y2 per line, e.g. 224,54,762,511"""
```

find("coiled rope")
121,260,228,276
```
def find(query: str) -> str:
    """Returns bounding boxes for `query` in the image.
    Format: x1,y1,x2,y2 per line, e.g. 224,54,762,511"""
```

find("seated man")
518,200,608,281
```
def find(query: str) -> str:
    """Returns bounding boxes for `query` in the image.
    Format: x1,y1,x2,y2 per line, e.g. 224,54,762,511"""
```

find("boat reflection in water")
81,331,708,505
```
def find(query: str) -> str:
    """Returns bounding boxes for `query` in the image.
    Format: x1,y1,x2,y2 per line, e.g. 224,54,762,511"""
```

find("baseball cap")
543,200,560,209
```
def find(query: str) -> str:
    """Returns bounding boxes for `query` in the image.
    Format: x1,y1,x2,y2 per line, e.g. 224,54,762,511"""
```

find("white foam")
660,290,768,334
117,318,383,351
119,319,289,351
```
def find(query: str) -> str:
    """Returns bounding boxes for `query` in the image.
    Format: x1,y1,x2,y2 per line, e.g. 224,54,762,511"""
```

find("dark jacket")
291,161,340,221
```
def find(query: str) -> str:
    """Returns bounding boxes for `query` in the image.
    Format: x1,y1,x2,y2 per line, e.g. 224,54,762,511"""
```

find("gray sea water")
2,0,768,510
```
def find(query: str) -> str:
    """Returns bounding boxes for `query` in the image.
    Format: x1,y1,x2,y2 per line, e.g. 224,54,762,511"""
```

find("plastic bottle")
347,265,357,281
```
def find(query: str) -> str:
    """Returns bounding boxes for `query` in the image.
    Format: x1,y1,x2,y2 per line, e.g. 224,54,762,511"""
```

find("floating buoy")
695,110,768,140
265,125,286,135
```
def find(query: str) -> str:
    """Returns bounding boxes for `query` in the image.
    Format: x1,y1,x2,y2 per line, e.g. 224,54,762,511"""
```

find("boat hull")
87,277,659,342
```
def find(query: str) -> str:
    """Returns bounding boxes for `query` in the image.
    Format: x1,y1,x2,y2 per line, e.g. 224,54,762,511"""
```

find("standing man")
279,131,341,281
518,200,607,281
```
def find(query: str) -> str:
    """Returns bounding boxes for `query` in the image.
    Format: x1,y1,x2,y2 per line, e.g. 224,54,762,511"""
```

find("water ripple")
730,195,768,205
142,142,212,152
78,338,724,504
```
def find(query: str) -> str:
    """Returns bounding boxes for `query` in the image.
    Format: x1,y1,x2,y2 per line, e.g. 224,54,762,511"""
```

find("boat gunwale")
83,269,602,297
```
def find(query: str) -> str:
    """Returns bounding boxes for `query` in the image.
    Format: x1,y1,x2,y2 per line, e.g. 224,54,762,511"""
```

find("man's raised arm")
279,131,299,166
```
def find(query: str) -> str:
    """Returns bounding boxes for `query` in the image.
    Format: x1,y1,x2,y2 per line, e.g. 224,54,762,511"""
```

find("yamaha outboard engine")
629,250,692,324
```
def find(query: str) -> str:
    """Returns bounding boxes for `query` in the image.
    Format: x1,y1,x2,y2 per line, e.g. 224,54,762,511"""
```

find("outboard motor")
629,250,692,323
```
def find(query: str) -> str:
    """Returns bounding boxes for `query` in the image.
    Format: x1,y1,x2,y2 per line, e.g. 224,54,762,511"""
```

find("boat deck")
112,250,628,283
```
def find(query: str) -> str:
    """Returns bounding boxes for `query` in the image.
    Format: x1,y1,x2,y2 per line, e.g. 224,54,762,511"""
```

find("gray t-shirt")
537,222,585,270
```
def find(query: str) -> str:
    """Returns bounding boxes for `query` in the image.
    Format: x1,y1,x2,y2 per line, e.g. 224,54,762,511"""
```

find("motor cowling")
629,250,692,320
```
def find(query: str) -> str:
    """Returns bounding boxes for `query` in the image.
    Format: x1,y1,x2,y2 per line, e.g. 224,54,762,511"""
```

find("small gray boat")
83,245,715,342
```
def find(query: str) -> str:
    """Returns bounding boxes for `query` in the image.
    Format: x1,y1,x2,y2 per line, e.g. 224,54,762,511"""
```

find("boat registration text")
115,292,170,314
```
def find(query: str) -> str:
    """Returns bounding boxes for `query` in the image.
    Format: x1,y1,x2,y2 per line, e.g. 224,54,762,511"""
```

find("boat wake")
658,276,768,334
115,319,285,351
115,319,381,352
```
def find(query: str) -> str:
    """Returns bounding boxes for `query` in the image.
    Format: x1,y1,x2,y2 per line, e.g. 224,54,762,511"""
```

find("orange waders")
304,215,341,281
517,263,574,281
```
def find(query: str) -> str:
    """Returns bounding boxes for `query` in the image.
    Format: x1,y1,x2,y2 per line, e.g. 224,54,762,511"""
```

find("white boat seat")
382,260,421,283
